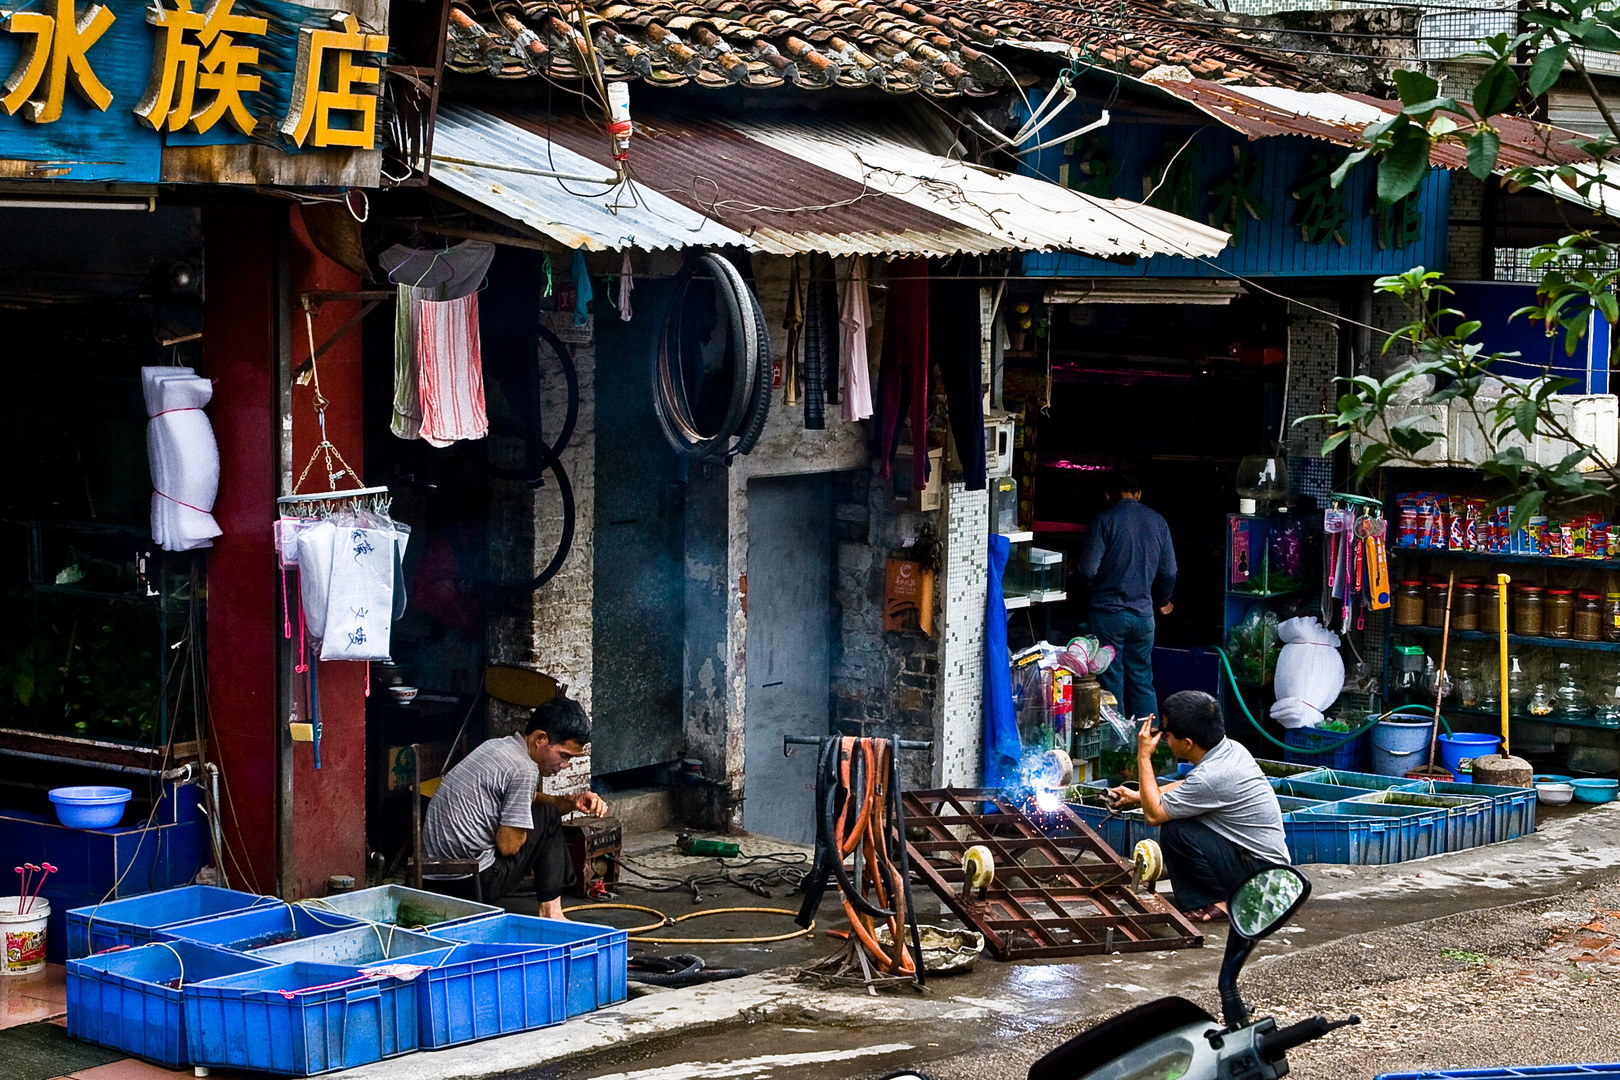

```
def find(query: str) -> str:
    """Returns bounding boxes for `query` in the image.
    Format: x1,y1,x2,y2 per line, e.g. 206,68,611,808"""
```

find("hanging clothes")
875,258,930,489
144,366,222,551
816,254,840,409
801,255,831,430
839,255,874,422
572,248,593,327
381,240,494,443
782,256,803,406
930,277,988,492
416,293,489,446
618,252,634,322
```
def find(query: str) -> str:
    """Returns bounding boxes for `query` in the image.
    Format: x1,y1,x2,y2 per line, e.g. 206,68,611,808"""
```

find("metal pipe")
205,762,228,890
0,747,195,779
1014,110,1111,157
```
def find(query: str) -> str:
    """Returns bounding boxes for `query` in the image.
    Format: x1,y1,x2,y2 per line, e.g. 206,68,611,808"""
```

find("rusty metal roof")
436,105,1233,258
1150,78,1602,171
444,0,1301,97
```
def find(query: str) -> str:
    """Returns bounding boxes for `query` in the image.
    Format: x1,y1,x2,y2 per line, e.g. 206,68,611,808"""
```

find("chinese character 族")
136,0,268,135
2,0,116,123
282,11,386,148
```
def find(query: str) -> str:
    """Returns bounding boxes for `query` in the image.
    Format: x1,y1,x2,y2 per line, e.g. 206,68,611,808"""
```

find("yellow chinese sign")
0,0,386,148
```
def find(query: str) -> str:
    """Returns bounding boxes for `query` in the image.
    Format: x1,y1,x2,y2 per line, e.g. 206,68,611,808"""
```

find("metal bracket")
784,735,933,758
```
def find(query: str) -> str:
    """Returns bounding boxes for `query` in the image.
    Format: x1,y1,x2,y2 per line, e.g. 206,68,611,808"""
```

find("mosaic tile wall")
939,483,989,787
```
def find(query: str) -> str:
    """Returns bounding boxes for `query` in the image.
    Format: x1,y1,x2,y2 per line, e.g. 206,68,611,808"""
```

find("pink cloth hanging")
416,293,488,447
840,255,874,422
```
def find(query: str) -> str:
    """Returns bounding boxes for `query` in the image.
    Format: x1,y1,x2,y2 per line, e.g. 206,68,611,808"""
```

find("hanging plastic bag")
1269,616,1346,729
296,513,404,661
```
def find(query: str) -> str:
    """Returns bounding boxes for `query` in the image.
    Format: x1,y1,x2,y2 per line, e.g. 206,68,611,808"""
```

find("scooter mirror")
1228,865,1310,941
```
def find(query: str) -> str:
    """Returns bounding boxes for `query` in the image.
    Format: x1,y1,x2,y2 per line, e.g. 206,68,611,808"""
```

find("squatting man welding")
422,695,610,916
1107,691,1289,922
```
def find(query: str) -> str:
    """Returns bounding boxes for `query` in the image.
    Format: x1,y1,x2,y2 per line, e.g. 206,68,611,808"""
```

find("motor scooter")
885,864,1359,1080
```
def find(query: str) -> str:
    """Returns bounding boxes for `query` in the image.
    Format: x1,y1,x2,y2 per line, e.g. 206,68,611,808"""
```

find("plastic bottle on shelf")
1507,655,1531,714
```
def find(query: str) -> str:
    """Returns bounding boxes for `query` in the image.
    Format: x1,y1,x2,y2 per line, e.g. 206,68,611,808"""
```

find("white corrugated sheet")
430,105,1231,258
430,104,752,252
726,116,1231,260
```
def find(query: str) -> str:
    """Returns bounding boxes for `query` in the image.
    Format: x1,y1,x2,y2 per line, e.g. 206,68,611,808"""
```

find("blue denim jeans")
1090,608,1158,721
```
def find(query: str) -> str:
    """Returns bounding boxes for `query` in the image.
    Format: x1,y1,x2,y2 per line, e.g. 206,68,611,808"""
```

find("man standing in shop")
423,694,610,915
1078,471,1176,721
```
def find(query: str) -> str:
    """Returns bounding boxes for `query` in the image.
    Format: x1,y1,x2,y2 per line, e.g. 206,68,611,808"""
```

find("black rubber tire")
730,283,773,457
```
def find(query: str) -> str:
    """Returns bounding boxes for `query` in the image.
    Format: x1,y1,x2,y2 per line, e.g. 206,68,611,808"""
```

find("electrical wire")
607,850,809,903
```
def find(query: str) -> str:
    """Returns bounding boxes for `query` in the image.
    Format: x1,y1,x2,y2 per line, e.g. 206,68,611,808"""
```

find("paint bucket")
1436,733,1502,785
1,896,49,975
1370,720,1434,776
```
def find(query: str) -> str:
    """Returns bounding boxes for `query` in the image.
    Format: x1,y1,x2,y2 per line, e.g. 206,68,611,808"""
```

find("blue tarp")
984,534,1020,787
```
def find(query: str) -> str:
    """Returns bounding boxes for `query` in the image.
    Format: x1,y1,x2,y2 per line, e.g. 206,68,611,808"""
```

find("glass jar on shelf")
1453,581,1481,631
1481,581,1502,634
1528,679,1557,719
1515,585,1544,637
1479,650,1500,713
1507,654,1531,714
1594,656,1620,728
1547,588,1575,639
1451,646,1482,710
1606,592,1620,643
1394,581,1426,626
1575,592,1605,641
1426,580,1451,628
1555,658,1590,721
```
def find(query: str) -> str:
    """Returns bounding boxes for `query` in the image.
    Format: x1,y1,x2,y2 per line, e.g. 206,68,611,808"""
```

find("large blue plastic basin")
49,787,133,829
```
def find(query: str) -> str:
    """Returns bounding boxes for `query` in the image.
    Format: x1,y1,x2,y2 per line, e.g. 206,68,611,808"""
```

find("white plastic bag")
1269,616,1346,729
296,518,402,661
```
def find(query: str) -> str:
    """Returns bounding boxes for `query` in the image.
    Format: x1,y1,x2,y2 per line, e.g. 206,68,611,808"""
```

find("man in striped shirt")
423,695,609,916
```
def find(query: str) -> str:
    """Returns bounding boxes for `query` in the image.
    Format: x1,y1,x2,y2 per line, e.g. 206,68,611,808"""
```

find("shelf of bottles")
1386,635,1620,732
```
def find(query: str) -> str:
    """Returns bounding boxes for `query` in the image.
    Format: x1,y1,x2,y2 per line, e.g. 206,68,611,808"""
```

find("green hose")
1213,646,1451,756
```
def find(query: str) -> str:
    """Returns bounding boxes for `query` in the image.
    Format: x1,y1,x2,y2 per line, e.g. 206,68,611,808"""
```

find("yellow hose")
562,902,672,936
623,906,815,945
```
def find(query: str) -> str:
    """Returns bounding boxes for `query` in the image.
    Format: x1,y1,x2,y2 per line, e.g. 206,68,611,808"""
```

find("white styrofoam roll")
1269,616,1346,729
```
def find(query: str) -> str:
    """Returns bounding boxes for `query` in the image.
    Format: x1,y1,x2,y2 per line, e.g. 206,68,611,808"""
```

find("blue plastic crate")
66,940,272,1068
250,925,453,966
1292,801,1446,863
1378,1067,1620,1078
1293,768,1417,793
163,903,362,951
1401,779,1538,843
1282,728,1369,772
417,941,568,1048
184,961,420,1075
66,885,271,960
439,914,628,1017
1344,790,1493,853
1284,808,1402,865
1062,801,1158,854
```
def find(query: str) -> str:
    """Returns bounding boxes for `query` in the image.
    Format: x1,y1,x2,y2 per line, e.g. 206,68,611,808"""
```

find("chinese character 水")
2,0,115,123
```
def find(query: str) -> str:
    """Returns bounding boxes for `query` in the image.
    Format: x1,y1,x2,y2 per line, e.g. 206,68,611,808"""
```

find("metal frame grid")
902,788,1205,960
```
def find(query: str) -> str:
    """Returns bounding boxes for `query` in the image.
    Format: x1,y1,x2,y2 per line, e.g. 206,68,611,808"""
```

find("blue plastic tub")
1283,727,1368,772
49,786,133,829
308,886,500,930
250,925,453,966
1255,758,1320,779
1294,769,1421,793
1572,779,1620,804
439,914,628,1017
1377,1068,1620,1078
1344,790,1493,853
163,902,362,951
1401,779,1538,842
1437,733,1502,783
184,961,421,1074
66,940,272,1068
417,941,568,1048
1271,779,1381,803
66,885,272,959
1289,801,1447,864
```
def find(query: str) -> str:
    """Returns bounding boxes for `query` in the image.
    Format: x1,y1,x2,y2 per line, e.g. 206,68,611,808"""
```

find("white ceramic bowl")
388,685,419,704
1537,783,1575,806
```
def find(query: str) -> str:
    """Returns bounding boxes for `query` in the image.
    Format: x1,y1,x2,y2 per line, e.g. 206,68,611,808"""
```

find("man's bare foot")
539,897,568,920
1185,902,1227,923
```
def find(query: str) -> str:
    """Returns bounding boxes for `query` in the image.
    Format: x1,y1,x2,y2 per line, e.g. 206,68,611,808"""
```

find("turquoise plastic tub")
1271,779,1380,803
1294,768,1420,793
250,925,453,966
438,914,627,1017
66,940,272,1068
184,962,421,1074
309,886,500,930
1572,779,1619,804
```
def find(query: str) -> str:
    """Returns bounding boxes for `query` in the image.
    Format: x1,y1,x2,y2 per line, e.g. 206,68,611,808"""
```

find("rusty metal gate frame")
902,788,1205,960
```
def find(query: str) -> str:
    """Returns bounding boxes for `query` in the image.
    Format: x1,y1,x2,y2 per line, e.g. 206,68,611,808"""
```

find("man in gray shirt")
1108,691,1289,921
424,695,609,916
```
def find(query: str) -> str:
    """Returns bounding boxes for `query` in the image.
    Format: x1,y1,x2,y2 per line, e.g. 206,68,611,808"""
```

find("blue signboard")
0,0,387,182
1018,114,1450,279
1444,281,1612,395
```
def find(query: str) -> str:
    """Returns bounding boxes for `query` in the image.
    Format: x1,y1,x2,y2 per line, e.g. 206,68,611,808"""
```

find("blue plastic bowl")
1570,779,1620,805
49,786,132,828
1534,774,1575,785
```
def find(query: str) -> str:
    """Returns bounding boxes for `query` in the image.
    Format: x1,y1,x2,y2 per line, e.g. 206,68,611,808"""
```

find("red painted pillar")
202,207,278,892
285,207,369,898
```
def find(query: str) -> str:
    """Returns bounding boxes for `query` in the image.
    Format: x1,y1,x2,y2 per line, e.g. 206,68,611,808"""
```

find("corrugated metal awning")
429,104,1232,259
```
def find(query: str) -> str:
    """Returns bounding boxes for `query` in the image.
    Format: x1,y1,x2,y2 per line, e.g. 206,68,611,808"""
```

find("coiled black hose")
652,252,771,460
